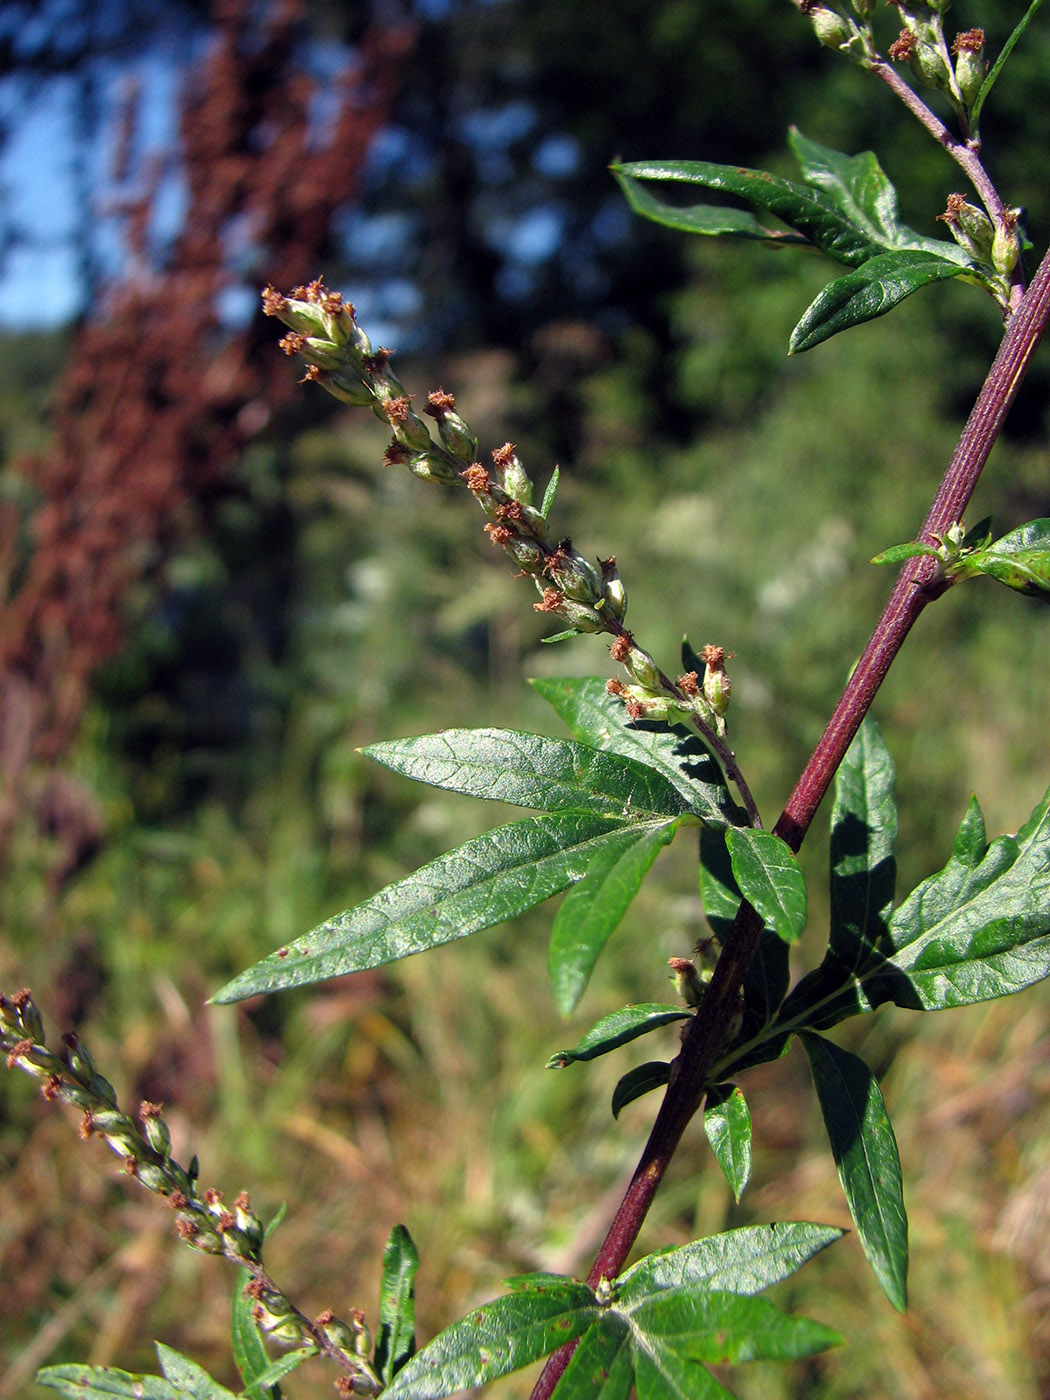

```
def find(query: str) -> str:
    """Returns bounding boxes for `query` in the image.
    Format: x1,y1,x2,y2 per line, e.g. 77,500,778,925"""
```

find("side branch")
530,241,1050,1400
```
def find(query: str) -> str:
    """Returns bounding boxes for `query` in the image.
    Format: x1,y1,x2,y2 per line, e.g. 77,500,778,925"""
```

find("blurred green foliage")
2,1,1050,1396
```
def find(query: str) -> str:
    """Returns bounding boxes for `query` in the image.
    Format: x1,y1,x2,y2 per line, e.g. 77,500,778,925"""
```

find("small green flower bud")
992,215,1020,277
11,990,45,1043
137,1162,173,1194
952,29,985,107
937,193,994,263
599,557,627,622
407,450,461,485
807,4,852,50
668,956,707,1008
425,390,477,461
625,646,662,691
323,366,375,407
139,1102,171,1158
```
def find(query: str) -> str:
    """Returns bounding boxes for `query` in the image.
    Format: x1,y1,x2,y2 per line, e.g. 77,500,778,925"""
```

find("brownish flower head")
384,396,412,423
677,670,700,697
609,633,632,663
484,523,514,546
425,388,456,417
278,331,307,357
139,1100,163,1120
606,678,627,697
888,30,916,60
534,588,566,614
316,1309,336,1327
491,442,516,468
216,1210,236,1233
497,500,524,521
79,1110,95,1139
261,285,287,317
6,1038,32,1069
625,699,647,721
701,644,726,669
176,1218,198,1241
460,463,491,494
383,441,413,468
952,28,984,53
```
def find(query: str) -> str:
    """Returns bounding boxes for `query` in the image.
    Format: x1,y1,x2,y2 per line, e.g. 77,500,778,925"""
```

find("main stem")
530,244,1050,1400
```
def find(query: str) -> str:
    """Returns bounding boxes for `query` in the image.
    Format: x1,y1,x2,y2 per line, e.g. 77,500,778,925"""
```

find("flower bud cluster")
1,988,381,1394
885,5,990,133
264,281,630,640
603,633,732,737
265,280,748,778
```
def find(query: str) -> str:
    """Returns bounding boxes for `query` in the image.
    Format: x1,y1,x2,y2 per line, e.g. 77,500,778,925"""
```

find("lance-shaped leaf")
801,1034,908,1313
779,786,1050,1031
828,718,897,966
620,1221,843,1297
612,1060,671,1117
700,827,790,1028
212,813,626,1002
547,1003,691,1068
789,250,970,353
383,1279,598,1400
549,817,683,1013
363,729,690,821
530,676,741,825
703,1084,752,1202
375,1225,419,1385
613,160,880,266
963,517,1050,602
725,828,806,944
40,1348,238,1400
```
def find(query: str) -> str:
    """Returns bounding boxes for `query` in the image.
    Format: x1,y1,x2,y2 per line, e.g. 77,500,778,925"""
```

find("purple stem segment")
530,245,1050,1400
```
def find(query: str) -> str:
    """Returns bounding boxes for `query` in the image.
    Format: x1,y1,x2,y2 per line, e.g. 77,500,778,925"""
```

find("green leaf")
613,160,874,265
965,518,1050,601
375,1225,419,1385
156,1348,238,1400
232,1269,281,1400
869,540,940,566
699,828,790,1028
828,718,897,966
800,1034,908,1312
363,729,689,820
626,1290,840,1371
612,1060,671,1117
785,128,957,262
703,1085,752,1202
382,1281,598,1400
37,1369,181,1400
550,1314,635,1400
725,828,807,944
789,250,970,353
547,1003,691,1067
970,0,1043,132
619,1222,843,1297
40,1347,244,1400
530,676,740,825
542,628,585,644
384,1228,842,1400
540,464,561,520
549,818,682,1012
212,813,627,1002
781,786,1050,1031
241,1352,316,1393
